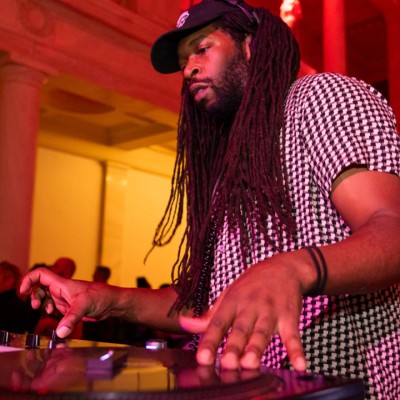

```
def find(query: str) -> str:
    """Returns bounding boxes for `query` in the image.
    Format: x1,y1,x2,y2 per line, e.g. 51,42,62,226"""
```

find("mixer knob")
145,339,167,350
25,333,40,348
0,331,10,346
48,330,66,349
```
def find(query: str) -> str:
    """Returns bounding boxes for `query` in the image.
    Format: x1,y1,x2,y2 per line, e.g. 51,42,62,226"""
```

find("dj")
20,1,400,399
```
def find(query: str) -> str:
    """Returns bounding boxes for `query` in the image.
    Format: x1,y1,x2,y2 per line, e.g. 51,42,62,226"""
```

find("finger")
55,294,91,338
178,292,227,334
20,268,58,295
20,275,37,296
29,286,47,309
43,297,55,314
279,315,306,371
179,314,211,333
179,312,220,366
220,310,258,370
196,305,236,367
239,315,273,369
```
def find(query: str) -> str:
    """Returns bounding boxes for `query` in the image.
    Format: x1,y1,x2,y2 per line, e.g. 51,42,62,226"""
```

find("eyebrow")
178,34,208,66
187,34,208,48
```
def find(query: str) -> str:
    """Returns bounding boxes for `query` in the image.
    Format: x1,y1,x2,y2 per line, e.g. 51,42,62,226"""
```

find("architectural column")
280,0,317,76
323,0,347,74
99,161,129,286
370,0,400,123
386,17,400,122
0,62,46,271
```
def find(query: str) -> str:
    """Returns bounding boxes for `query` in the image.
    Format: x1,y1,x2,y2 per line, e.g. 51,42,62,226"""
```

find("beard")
196,47,249,124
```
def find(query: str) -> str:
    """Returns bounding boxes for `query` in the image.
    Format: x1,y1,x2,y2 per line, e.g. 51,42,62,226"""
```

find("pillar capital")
0,55,49,88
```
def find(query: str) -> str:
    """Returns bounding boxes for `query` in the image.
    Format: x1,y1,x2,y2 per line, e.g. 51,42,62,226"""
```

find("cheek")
209,55,230,81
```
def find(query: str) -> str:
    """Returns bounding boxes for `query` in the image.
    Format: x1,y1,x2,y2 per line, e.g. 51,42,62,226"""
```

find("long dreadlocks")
149,7,301,314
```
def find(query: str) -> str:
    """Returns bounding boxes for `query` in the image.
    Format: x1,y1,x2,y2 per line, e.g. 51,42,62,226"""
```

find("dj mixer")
0,330,365,399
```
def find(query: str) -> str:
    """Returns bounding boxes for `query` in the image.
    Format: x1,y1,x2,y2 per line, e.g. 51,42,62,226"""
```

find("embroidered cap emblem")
176,11,189,28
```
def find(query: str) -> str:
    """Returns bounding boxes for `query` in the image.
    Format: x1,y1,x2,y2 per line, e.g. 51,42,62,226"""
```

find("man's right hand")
20,268,119,338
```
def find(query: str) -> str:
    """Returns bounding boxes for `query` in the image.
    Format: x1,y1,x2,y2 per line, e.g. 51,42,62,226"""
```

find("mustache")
189,78,213,85
186,78,214,97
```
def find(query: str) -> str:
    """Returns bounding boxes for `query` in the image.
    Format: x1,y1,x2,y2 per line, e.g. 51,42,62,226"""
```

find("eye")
197,46,209,55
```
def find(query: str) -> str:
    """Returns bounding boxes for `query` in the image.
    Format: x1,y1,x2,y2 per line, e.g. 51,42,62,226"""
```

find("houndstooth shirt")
208,73,400,400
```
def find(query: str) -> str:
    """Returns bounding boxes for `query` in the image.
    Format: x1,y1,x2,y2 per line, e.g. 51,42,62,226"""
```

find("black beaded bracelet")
304,246,328,297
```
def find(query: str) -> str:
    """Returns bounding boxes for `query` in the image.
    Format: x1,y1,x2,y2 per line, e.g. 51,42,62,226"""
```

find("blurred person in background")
0,260,28,333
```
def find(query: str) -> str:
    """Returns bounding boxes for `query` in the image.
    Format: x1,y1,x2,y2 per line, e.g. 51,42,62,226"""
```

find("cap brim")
151,18,223,74
151,0,240,74
151,27,198,74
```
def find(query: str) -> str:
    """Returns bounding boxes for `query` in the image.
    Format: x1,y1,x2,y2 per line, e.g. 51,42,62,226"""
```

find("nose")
183,57,201,80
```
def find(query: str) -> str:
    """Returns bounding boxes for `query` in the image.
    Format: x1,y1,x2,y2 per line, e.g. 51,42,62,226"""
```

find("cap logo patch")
176,11,189,28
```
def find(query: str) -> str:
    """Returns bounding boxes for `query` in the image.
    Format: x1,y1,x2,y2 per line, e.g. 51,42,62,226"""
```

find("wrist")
301,247,328,296
290,249,323,296
270,250,319,296
109,286,137,320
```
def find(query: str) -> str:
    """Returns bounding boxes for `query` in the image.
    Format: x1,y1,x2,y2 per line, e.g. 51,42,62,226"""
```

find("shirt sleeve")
297,72,400,198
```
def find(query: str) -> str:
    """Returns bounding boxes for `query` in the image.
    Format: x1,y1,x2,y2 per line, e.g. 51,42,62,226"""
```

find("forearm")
294,169,400,296
294,213,400,297
110,286,189,333
19,269,189,338
321,213,400,295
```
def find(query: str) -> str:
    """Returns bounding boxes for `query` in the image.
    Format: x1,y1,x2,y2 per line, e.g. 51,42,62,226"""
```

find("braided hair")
149,7,301,314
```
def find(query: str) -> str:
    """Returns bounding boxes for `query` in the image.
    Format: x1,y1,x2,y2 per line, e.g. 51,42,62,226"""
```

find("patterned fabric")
207,73,400,399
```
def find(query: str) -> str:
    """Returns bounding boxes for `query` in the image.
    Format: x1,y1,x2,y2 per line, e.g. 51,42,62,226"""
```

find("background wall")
30,147,184,289
30,148,102,280
122,167,185,289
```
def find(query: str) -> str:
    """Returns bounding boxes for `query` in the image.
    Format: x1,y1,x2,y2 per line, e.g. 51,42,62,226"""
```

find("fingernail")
294,356,307,371
222,351,237,364
241,351,257,367
221,351,240,369
197,348,213,365
57,326,71,338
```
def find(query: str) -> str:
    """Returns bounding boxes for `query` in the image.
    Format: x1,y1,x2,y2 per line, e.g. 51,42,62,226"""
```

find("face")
178,24,250,121
0,272,14,292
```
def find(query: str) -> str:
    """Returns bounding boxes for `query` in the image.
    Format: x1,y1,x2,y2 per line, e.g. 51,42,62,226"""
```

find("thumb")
179,310,216,333
179,289,228,333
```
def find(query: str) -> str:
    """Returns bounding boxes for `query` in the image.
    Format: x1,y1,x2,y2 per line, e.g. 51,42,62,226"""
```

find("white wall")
30,147,184,289
121,168,185,289
30,148,102,281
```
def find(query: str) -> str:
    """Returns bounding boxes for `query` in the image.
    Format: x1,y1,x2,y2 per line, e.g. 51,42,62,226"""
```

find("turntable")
0,331,365,399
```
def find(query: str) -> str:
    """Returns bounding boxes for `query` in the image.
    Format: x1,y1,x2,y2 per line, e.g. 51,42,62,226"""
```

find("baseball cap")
151,0,258,74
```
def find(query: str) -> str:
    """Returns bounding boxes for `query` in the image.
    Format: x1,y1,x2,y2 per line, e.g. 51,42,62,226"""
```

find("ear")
243,34,252,61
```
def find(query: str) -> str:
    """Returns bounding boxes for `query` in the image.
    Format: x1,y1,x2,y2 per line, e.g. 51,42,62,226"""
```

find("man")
92,265,111,283
51,257,76,279
20,1,400,399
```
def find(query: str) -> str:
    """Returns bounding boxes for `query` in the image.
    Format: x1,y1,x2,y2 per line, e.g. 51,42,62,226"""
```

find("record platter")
0,331,365,399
